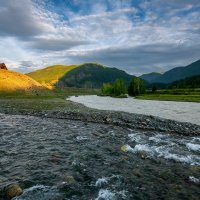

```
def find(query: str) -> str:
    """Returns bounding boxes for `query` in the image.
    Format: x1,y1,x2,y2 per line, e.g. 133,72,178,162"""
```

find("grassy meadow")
0,69,43,91
0,87,99,112
26,65,78,89
137,88,200,102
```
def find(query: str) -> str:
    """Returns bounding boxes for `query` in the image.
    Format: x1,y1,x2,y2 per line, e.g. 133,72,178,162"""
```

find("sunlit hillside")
27,65,78,89
27,63,134,89
0,69,44,92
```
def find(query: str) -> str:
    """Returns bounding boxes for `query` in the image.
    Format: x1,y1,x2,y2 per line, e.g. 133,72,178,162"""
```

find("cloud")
0,0,50,37
66,43,200,75
0,0,200,75
28,37,89,51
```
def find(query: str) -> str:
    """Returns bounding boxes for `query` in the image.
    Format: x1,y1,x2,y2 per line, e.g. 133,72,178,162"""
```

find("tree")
113,79,127,96
101,83,113,95
128,77,145,96
152,85,157,93
101,79,127,96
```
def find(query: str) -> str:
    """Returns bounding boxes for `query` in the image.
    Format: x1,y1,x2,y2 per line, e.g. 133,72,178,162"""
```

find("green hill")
170,75,200,89
140,72,162,83
27,63,134,89
57,63,134,88
26,65,78,89
153,60,200,83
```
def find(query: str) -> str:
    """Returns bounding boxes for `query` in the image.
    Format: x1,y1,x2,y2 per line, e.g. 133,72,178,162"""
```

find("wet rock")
2,184,23,199
59,182,83,197
133,169,142,177
50,154,62,165
105,117,111,123
122,156,129,161
140,154,146,159
14,185,62,200
121,145,129,153
141,121,147,126
159,171,173,181
190,166,200,172
64,175,76,184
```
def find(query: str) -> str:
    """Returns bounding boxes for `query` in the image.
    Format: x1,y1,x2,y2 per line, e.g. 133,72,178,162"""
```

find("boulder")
1,183,23,199
0,63,8,70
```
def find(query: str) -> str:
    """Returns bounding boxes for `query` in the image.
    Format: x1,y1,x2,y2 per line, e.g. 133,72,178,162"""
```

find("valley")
1,1,200,199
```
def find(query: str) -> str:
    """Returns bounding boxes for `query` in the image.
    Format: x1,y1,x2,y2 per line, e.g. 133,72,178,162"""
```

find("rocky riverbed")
0,99,199,136
0,112,200,200
0,99,200,199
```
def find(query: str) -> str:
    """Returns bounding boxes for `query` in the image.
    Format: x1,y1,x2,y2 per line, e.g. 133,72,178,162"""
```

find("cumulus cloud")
0,0,200,74
0,0,52,37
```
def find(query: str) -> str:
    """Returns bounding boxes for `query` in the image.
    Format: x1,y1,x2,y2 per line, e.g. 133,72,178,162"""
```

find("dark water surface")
0,114,199,200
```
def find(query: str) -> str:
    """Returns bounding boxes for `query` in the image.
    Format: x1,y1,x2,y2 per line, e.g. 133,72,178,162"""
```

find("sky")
0,0,200,75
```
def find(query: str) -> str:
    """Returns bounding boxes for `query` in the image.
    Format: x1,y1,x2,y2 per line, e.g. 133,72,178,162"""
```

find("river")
0,113,199,199
69,95,200,125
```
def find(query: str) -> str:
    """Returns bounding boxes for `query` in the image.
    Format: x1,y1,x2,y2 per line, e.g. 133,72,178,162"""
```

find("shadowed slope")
57,63,134,88
140,72,162,83
154,60,200,83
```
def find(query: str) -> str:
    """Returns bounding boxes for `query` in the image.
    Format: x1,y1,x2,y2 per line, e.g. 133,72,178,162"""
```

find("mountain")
57,63,134,88
170,75,200,89
27,65,78,89
27,63,134,89
0,67,44,93
140,72,162,83
153,60,200,83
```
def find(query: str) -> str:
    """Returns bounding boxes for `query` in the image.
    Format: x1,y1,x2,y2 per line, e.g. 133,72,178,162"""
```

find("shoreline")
0,100,200,200
69,95,200,126
0,100,199,136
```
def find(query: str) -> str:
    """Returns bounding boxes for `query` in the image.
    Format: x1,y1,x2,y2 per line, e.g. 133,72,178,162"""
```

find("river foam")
125,131,200,165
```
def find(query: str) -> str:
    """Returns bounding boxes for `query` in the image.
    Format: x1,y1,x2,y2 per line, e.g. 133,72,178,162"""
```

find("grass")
0,97,72,112
54,87,100,98
0,87,99,98
137,88,200,102
26,65,78,88
0,69,44,92
0,87,99,112
0,86,199,114
137,94,200,102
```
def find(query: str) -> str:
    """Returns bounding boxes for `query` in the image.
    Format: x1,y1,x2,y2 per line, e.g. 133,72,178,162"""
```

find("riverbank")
69,95,200,126
0,113,199,200
0,97,199,136
0,97,199,199
137,88,200,102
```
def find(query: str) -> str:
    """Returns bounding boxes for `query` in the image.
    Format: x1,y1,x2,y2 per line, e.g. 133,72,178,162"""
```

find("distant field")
137,88,200,102
26,65,78,89
0,87,99,113
137,94,200,102
0,87,99,100
148,88,200,95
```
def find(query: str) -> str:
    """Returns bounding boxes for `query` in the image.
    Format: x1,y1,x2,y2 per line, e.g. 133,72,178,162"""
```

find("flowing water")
0,114,199,199
69,95,200,125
